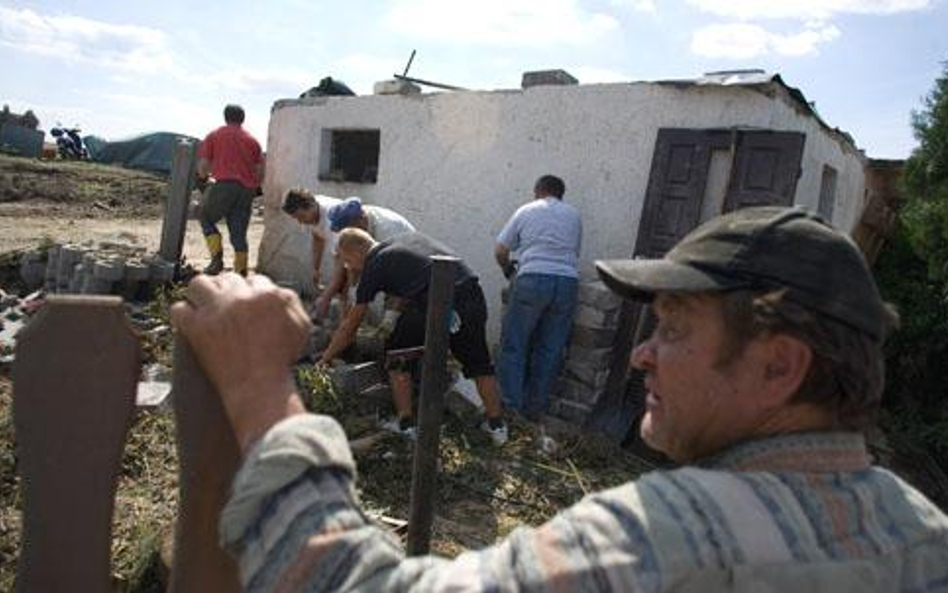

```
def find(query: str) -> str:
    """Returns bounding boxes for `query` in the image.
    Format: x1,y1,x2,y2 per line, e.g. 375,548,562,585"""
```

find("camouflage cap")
595,206,889,341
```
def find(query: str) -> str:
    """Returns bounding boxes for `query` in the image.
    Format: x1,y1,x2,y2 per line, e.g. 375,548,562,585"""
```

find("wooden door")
724,131,804,210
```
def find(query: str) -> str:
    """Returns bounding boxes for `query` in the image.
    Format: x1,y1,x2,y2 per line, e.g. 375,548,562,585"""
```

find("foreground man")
318,228,507,442
172,207,948,591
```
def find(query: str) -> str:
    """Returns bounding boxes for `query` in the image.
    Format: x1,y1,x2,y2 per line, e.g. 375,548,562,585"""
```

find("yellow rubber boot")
204,233,224,275
234,251,249,277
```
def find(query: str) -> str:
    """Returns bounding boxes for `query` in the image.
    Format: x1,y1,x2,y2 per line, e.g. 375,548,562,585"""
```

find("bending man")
318,229,507,443
282,191,414,317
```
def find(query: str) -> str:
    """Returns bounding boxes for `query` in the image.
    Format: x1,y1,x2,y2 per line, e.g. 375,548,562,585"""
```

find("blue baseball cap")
327,197,364,232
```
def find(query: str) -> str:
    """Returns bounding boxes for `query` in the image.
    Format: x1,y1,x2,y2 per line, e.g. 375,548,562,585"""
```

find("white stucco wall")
258,81,867,341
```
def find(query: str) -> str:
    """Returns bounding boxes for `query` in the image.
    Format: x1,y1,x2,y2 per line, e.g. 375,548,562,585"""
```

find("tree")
875,60,948,457
902,61,948,283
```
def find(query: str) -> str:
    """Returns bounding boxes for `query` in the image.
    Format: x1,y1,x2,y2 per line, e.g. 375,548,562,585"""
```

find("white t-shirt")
311,199,416,289
312,196,341,284
364,205,415,241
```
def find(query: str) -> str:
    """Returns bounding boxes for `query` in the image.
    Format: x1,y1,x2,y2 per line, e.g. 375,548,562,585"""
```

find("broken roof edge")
654,71,864,159
270,70,866,159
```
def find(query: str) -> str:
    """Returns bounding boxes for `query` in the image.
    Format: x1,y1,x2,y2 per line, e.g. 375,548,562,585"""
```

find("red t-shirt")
198,124,263,189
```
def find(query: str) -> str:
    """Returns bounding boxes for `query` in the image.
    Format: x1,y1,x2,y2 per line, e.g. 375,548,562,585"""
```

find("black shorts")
385,281,494,378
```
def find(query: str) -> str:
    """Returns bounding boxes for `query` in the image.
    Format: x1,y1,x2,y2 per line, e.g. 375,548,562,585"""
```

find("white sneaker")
480,420,509,445
378,417,417,440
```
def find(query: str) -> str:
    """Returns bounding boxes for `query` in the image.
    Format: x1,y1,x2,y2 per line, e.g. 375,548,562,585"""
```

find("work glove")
502,260,518,280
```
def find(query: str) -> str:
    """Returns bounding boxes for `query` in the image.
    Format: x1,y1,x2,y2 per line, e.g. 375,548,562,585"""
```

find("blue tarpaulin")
85,132,199,175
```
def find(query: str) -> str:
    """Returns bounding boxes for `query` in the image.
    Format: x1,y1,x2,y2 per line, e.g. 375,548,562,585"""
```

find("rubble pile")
0,289,44,365
18,241,176,299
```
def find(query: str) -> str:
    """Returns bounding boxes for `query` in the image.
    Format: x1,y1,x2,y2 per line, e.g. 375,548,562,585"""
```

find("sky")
1,0,945,159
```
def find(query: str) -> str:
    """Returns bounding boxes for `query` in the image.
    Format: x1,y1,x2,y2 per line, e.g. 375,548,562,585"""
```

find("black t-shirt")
356,232,476,306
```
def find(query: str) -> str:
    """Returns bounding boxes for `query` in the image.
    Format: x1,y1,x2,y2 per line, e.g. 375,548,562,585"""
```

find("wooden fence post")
13,296,140,592
406,256,457,556
159,139,197,264
168,337,242,592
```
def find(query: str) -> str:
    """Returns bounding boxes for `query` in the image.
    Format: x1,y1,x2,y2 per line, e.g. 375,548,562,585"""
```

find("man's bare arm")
319,303,367,364
170,273,310,451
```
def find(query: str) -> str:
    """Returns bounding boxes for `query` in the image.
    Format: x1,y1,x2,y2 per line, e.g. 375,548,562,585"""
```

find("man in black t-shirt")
318,229,508,444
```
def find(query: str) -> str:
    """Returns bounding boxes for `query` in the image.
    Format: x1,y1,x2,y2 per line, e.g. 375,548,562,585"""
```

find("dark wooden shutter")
724,131,804,211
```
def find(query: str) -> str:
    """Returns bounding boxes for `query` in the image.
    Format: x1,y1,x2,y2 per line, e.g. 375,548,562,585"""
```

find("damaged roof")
656,69,859,154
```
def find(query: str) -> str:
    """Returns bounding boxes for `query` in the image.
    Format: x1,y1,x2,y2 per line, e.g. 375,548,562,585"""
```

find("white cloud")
205,68,314,94
610,0,657,13
0,7,174,73
691,22,840,58
692,23,770,58
687,0,929,21
686,0,925,59
384,0,619,47
770,25,841,55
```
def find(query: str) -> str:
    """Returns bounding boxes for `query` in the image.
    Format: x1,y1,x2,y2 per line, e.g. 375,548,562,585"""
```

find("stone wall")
549,280,622,424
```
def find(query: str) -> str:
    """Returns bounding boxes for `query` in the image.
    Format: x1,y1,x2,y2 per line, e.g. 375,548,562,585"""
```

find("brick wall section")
549,280,622,425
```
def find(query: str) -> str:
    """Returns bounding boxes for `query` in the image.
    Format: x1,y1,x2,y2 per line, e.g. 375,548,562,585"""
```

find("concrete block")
124,261,151,282
373,79,421,95
44,246,60,281
66,264,85,293
521,69,578,89
57,246,83,286
569,324,616,349
357,383,393,413
577,281,621,311
149,259,176,283
563,361,611,390
550,398,592,425
565,345,613,369
554,376,598,406
19,258,46,288
573,303,619,329
93,258,125,282
82,274,112,295
329,361,385,396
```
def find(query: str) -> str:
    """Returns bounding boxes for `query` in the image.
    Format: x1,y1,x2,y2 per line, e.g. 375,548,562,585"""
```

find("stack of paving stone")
549,280,622,424
19,241,177,300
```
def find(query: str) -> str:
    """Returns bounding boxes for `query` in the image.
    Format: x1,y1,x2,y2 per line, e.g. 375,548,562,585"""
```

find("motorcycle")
50,125,89,160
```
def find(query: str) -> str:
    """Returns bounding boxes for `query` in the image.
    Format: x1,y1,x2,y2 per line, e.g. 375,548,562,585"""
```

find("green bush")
875,224,948,453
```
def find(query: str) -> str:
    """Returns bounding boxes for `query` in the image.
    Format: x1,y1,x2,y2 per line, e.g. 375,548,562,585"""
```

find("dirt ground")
0,154,264,269
0,203,265,269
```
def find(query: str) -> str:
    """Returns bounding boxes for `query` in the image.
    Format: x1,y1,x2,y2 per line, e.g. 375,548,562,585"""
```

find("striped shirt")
221,415,948,592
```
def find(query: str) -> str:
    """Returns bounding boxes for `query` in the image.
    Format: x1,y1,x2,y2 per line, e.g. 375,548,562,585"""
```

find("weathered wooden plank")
168,337,241,592
159,139,197,264
13,296,140,593
407,256,456,556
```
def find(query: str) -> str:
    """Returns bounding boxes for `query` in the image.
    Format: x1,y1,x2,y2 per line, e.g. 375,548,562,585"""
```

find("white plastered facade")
258,80,867,341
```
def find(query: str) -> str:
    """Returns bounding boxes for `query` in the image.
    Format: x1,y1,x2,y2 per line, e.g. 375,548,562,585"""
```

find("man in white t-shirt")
281,190,415,318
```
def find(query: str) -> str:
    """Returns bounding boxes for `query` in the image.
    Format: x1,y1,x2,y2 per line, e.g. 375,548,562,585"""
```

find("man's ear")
760,334,812,405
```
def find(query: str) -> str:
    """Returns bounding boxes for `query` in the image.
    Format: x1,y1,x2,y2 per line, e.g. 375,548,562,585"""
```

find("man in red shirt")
197,104,264,276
